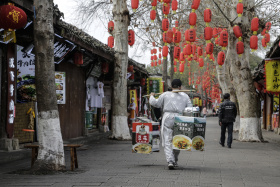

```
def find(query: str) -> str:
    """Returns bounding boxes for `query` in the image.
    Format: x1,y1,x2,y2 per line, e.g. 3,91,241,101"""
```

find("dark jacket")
219,99,237,123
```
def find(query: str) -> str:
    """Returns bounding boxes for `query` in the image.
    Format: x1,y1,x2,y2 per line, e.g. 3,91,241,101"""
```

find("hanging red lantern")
189,12,197,27
150,10,156,22
192,44,197,56
174,59,177,65
151,49,154,55
174,30,181,44
172,27,177,34
162,46,168,59
0,4,27,30
204,8,212,25
262,38,267,48
188,28,196,42
152,42,156,47
158,59,162,65
215,37,219,45
264,33,270,43
206,42,214,56
186,44,193,56
251,17,259,35
151,61,154,67
140,78,146,86
233,25,242,39
204,27,213,41
219,29,228,49
162,18,169,32
128,65,134,72
250,35,258,51
191,0,201,11
197,46,203,57
172,0,178,14
154,60,158,67
159,53,162,58
175,20,179,28
74,52,83,65
102,62,109,74
108,36,114,48
128,29,135,46
236,2,243,17
129,73,134,80
261,28,267,36
153,48,157,54
174,66,177,73
174,46,180,59
184,29,189,41
162,3,170,17
163,30,173,44
183,47,187,56
154,55,158,62
151,0,157,7
163,0,171,3
217,51,225,66
213,28,219,38
199,58,204,68
193,54,198,61
179,63,184,74
159,47,162,52
131,0,139,12
108,21,114,33
265,22,272,31
180,52,185,63
236,41,244,55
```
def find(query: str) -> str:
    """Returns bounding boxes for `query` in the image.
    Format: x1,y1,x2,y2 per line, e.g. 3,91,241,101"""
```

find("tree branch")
211,0,233,26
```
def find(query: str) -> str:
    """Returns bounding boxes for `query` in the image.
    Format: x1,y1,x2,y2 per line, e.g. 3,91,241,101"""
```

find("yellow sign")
265,60,280,92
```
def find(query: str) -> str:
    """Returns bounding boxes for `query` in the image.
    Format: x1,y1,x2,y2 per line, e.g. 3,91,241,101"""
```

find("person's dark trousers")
220,122,234,147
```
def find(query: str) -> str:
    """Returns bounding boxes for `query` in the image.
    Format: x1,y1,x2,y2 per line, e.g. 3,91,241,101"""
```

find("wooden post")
262,93,267,129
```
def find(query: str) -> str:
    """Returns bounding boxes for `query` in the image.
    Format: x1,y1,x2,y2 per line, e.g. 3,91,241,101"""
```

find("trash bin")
85,111,93,129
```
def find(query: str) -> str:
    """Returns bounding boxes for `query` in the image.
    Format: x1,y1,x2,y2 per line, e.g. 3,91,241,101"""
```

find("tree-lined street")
1,117,280,187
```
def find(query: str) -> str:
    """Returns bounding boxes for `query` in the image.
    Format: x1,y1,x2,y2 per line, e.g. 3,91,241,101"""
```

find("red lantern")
174,59,177,65
250,35,258,51
150,10,156,22
264,33,270,43
140,78,146,86
162,46,168,59
174,46,180,59
163,0,171,3
153,48,157,54
162,18,169,32
174,30,181,44
236,41,244,55
184,29,189,41
0,5,27,30
215,37,220,45
186,44,193,56
236,3,243,17
172,0,178,14
159,47,162,52
175,20,179,28
74,52,83,65
189,12,197,27
154,55,158,61
154,60,158,67
158,59,162,65
265,22,272,31
174,66,177,73
251,17,259,35
108,21,114,33
219,29,228,49
192,44,197,55
179,63,184,74
102,62,109,74
204,8,212,24
213,28,219,38
261,29,267,36
206,42,214,55
108,36,114,48
191,0,201,10
128,29,135,46
217,51,225,66
180,52,185,62
128,65,134,72
262,38,267,48
152,42,156,47
163,30,173,44
151,49,154,55
151,0,157,7
204,27,213,41
199,58,204,68
151,61,154,67
129,73,135,80
188,28,196,42
197,46,203,57
233,25,242,39
172,27,177,34
162,3,170,16
131,0,139,12
159,53,162,58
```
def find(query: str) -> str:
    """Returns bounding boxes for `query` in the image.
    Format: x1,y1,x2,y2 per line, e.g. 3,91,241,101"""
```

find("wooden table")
24,144,83,171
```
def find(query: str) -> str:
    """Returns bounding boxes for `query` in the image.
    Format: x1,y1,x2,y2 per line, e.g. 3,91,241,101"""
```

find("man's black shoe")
219,142,224,147
228,145,231,148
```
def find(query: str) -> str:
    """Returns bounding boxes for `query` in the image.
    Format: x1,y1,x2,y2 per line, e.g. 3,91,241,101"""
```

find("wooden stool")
24,144,82,171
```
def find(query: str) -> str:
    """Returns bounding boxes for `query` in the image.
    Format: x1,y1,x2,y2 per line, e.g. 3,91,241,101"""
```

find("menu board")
173,116,206,151
55,72,66,104
132,122,160,154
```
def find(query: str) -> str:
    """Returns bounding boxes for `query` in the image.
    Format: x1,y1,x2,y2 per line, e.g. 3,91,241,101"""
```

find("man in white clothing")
149,79,192,169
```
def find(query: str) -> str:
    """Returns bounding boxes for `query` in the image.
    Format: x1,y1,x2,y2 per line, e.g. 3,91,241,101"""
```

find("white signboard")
55,72,66,104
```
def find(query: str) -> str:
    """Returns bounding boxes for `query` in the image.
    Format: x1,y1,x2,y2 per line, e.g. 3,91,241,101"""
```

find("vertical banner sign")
55,72,66,104
265,59,280,93
6,44,16,138
132,123,153,154
173,116,206,151
147,77,164,96
129,89,138,116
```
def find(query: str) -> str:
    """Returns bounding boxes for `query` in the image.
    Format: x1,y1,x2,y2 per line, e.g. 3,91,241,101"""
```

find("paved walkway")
1,117,280,187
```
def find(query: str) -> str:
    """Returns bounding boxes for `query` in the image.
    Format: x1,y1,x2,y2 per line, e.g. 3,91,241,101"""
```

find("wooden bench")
24,144,83,171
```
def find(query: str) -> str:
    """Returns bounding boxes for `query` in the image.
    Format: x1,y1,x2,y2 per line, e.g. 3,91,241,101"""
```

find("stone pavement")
1,117,280,187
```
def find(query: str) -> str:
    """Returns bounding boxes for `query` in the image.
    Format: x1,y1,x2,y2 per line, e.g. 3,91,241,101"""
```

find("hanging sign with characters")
129,89,138,116
147,76,164,96
265,59,280,93
132,123,153,154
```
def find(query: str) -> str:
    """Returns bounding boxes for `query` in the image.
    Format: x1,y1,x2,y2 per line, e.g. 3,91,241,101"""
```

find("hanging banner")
265,59,280,93
129,89,138,116
147,77,164,96
173,116,206,151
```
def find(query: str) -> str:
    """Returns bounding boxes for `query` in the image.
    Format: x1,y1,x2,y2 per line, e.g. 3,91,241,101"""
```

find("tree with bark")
33,0,65,170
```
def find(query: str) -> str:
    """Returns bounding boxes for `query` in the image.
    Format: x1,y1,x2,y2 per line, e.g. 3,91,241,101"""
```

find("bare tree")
33,0,65,170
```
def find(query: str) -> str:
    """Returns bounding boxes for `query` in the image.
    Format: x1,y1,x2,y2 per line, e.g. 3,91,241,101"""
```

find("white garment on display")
92,81,104,108
86,77,95,110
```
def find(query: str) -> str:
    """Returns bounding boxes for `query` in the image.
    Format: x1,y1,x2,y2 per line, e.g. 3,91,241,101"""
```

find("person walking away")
218,93,237,148
149,79,192,169
202,106,207,118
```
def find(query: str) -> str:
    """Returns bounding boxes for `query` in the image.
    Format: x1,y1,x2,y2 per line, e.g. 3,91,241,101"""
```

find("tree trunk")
33,0,65,170
162,57,168,91
228,0,263,141
169,46,174,82
111,0,131,140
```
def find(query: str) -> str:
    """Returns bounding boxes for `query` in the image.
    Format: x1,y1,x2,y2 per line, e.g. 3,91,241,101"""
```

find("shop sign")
132,122,153,154
55,72,66,104
265,59,280,93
